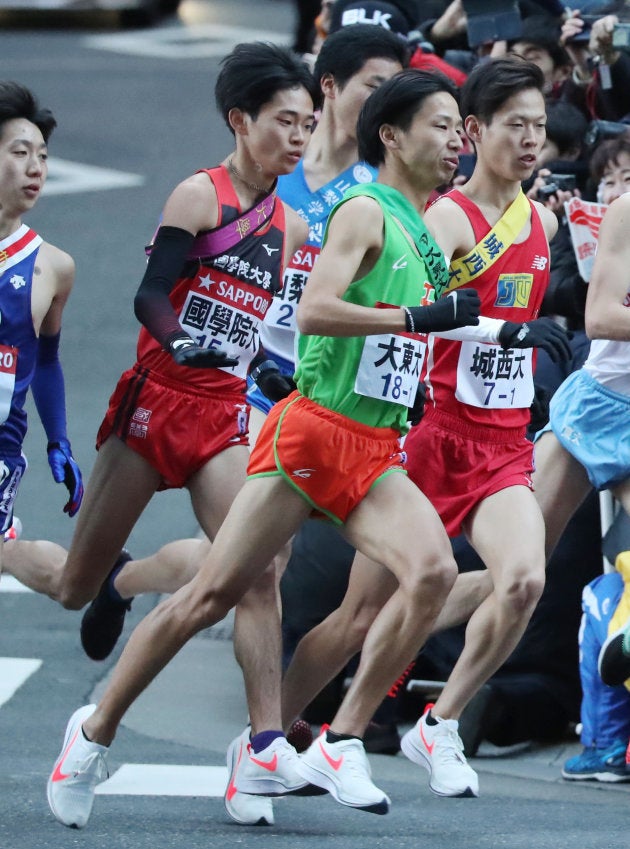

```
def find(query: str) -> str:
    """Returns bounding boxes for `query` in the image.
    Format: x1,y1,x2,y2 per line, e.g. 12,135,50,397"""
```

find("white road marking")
0,658,42,707
84,23,288,59
0,575,33,593
95,764,228,796
43,157,144,197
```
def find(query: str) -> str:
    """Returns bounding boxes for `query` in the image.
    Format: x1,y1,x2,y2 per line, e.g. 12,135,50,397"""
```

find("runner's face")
332,57,403,139
243,86,315,180
0,118,48,216
395,91,463,188
470,88,546,183
600,151,630,204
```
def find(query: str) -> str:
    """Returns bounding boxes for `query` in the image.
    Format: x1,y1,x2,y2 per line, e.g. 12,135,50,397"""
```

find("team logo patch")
132,407,152,423
494,273,533,308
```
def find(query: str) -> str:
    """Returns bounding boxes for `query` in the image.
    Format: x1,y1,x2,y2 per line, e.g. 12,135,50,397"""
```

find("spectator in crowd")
560,4,630,123
562,550,630,782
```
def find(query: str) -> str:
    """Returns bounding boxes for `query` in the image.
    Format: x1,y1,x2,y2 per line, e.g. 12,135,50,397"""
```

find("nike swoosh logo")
419,723,434,755
318,739,343,771
392,255,408,270
226,742,244,801
51,727,82,783
249,753,278,772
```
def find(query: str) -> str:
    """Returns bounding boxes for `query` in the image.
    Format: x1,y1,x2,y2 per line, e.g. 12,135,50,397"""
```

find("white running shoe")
401,708,479,798
236,735,313,796
297,730,390,814
224,729,274,826
47,705,109,828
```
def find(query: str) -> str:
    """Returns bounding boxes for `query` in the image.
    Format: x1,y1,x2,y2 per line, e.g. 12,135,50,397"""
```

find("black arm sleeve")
133,225,196,350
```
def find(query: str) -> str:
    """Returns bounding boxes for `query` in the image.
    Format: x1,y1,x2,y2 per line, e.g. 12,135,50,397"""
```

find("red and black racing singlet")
136,165,286,394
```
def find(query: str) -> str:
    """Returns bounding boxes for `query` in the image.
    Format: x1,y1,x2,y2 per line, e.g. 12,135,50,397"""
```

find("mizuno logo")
392,255,408,271
292,468,316,478
263,244,279,256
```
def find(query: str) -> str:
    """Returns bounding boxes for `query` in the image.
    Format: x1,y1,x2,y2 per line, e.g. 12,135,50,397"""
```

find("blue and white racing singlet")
261,160,377,365
0,225,41,453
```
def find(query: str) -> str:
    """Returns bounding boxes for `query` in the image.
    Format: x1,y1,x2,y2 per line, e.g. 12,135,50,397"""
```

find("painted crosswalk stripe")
95,764,228,796
0,576,33,593
0,658,42,707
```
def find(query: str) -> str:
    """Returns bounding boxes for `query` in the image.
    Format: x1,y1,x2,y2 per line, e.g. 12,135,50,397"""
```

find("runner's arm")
586,194,630,340
297,196,405,337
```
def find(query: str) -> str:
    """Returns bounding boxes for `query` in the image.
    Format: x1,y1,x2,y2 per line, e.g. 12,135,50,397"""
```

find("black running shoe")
80,550,133,661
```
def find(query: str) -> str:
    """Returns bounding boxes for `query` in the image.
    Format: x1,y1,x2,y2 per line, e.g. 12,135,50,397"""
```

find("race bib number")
0,344,17,425
455,340,534,409
355,333,426,407
265,292,298,334
265,246,319,334
179,285,269,378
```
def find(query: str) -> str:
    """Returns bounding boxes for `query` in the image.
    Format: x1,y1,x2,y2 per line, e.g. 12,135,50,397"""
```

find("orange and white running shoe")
401,705,479,798
224,728,274,825
47,704,109,828
297,728,389,814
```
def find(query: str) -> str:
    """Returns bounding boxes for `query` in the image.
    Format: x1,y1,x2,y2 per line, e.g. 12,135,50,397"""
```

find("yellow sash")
444,190,531,293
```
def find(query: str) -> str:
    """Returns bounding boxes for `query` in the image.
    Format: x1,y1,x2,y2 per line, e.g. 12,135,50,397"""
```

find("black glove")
47,439,84,517
498,317,572,363
169,337,238,369
251,359,296,402
404,289,481,333
528,384,551,434
407,381,427,427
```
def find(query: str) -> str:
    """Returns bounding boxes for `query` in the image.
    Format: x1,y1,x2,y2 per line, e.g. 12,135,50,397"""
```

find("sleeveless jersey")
583,288,630,396
0,225,42,453
295,183,448,432
261,159,377,364
424,189,551,429
136,166,286,394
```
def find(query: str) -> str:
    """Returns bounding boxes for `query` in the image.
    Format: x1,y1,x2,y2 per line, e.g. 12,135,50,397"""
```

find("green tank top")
295,183,448,431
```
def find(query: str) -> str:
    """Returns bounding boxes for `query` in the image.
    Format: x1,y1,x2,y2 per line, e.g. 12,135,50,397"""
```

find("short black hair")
314,24,410,90
508,14,571,70
545,101,588,158
215,42,319,132
0,81,56,143
460,57,545,124
357,68,458,166
590,132,630,184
